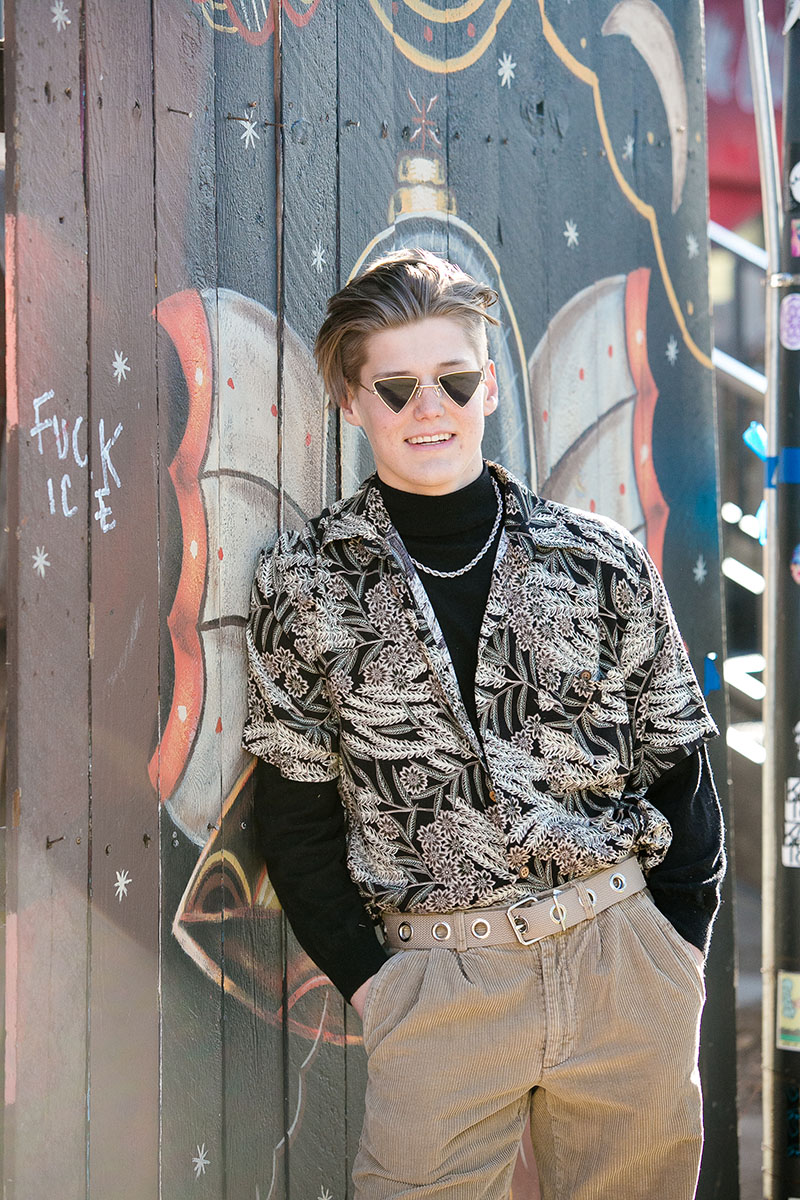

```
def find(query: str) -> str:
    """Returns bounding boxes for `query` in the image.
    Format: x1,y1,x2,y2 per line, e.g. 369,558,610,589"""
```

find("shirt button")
519,866,530,878
488,789,497,802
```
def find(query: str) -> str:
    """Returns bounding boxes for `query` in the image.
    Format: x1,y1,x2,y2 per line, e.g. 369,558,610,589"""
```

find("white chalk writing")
29,391,122,532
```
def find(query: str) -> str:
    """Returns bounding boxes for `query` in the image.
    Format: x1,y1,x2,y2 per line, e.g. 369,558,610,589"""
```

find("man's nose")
412,382,445,415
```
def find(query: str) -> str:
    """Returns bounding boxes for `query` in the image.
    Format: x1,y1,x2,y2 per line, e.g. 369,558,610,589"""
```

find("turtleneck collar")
375,463,498,541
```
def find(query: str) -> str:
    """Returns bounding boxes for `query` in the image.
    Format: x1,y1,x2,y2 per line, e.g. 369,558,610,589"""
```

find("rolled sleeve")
242,538,340,782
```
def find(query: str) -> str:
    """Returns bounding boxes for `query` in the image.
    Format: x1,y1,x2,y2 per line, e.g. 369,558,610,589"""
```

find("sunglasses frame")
363,367,487,414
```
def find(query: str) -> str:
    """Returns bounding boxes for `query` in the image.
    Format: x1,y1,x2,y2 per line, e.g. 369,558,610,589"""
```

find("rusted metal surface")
4,1,738,1196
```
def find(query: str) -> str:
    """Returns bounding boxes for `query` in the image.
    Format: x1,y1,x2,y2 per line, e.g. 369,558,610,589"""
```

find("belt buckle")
506,896,544,946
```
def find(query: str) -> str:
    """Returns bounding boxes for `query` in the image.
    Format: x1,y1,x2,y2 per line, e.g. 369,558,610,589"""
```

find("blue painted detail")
703,654,722,697
743,421,768,460
756,499,768,545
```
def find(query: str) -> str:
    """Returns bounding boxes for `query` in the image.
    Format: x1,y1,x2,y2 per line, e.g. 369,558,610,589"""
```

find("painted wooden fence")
4,0,738,1196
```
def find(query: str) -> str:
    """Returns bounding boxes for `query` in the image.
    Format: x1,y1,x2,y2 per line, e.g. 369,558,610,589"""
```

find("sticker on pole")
780,295,800,351
777,972,800,1051
783,778,800,868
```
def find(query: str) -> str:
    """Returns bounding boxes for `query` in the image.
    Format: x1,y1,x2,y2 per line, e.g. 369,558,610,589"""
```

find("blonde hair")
314,248,499,407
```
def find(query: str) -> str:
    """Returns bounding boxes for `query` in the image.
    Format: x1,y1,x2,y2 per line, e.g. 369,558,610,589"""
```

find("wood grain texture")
3,0,739,1195
152,3,226,1195
3,1,90,1195
83,1,160,1194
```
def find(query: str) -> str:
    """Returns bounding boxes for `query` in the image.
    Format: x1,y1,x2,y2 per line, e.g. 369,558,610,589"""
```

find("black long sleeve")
644,743,725,957
252,757,389,1001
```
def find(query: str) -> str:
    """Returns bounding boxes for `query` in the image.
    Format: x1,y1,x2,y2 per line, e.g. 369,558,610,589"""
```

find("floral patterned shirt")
243,463,718,918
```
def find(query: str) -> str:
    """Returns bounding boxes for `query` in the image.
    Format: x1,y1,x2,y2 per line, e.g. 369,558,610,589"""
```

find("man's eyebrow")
371,358,472,377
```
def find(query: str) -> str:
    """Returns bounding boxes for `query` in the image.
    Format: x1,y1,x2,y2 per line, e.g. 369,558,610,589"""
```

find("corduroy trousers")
353,889,705,1200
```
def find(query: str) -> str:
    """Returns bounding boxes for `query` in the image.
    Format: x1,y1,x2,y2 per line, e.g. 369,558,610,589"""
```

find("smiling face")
340,316,498,495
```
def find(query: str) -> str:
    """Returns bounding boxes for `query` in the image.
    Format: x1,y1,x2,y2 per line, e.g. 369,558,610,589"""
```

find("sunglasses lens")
439,370,483,407
373,377,418,413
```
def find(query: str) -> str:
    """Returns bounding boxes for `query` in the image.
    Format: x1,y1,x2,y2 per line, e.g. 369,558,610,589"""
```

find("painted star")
51,1,71,31
112,350,130,383
665,336,679,365
497,53,517,88
686,232,700,259
114,869,132,902
563,219,579,249
240,114,260,150
318,1190,333,1200
622,134,635,161
693,554,708,584
193,1144,210,1179
32,546,50,578
311,240,327,274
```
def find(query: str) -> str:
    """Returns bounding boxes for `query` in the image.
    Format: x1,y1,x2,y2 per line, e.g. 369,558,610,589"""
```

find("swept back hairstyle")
314,248,499,408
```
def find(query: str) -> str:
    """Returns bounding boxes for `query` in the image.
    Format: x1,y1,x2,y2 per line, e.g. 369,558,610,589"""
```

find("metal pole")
745,2,800,1194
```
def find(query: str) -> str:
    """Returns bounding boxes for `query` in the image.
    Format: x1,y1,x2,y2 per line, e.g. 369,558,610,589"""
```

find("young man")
242,249,724,1200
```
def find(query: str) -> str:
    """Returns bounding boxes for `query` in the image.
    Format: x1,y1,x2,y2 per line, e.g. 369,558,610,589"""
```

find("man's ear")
483,360,499,416
340,385,363,428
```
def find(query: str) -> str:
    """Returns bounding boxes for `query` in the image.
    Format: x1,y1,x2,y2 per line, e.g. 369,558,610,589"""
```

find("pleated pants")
353,889,705,1200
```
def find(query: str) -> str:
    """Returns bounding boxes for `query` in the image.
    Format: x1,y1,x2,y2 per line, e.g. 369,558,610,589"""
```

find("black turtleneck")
376,463,502,733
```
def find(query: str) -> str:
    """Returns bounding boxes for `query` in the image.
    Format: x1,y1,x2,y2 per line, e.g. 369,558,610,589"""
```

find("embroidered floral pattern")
243,464,718,915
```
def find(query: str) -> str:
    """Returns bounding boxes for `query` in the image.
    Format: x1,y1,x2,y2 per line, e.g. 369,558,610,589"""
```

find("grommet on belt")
471,918,492,939
397,921,413,942
610,873,627,892
432,920,451,941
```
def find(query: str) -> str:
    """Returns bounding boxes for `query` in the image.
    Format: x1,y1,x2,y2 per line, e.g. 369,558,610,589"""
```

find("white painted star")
112,350,130,383
240,113,260,150
665,336,679,365
51,1,71,31
318,1189,333,1200
686,232,700,259
497,52,516,88
311,240,327,274
193,1143,210,1179
563,219,579,249
622,134,635,161
114,869,132,902
32,546,50,578
693,554,707,584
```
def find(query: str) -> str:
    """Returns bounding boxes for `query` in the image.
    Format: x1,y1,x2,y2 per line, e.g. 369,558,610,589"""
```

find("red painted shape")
625,267,668,574
542,410,548,423
271,403,278,417
424,24,433,40
579,367,585,381
227,377,234,388
305,432,312,447
216,717,223,734
619,482,626,495
148,290,212,802
282,0,322,26
590,499,596,512
608,344,613,357
467,21,476,36
218,547,224,560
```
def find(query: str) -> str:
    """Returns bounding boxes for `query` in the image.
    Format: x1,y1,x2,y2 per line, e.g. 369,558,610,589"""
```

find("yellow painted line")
367,0,511,72
537,0,712,371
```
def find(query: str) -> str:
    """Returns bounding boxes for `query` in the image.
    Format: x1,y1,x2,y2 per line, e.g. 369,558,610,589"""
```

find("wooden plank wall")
4,1,739,1197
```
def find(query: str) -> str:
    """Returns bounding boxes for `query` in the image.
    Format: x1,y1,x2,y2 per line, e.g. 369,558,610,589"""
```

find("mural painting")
4,0,737,1197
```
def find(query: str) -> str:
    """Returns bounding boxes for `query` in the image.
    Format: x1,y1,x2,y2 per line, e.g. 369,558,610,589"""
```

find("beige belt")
382,856,645,952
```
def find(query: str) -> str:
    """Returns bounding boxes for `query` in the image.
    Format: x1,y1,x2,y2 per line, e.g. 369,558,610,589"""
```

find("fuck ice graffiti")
30,390,123,532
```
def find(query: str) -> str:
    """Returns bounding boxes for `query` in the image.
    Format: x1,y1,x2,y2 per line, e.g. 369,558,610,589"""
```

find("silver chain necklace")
409,477,503,579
